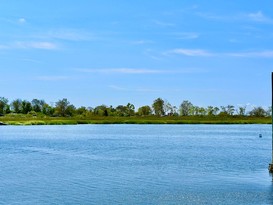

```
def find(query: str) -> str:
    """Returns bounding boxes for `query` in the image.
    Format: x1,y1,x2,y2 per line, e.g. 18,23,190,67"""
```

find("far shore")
0,116,271,125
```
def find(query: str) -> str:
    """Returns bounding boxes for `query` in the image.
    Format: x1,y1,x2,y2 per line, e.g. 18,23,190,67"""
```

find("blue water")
0,124,272,204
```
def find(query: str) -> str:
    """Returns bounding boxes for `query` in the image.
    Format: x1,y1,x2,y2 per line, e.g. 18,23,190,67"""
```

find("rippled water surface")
0,124,272,204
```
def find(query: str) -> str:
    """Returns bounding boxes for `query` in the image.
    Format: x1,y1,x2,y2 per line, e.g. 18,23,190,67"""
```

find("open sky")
0,0,272,109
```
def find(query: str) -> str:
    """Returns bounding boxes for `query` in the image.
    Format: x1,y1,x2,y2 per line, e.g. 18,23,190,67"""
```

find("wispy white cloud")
15,41,58,50
0,41,58,50
166,48,273,58
77,68,164,74
197,11,273,24
143,49,164,61
0,29,89,50
228,50,273,58
171,32,199,40
131,40,154,45
32,29,97,42
247,11,273,23
18,18,26,24
77,67,206,75
167,49,213,57
0,17,27,25
35,76,69,81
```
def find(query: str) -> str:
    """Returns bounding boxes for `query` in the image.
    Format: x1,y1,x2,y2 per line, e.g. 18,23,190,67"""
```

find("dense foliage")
0,97,271,118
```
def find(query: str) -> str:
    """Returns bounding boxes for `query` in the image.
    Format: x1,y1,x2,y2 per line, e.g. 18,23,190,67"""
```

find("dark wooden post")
269,72,273,172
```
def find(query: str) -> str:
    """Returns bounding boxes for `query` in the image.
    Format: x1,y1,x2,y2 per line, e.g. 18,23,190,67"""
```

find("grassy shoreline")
0,116,271,125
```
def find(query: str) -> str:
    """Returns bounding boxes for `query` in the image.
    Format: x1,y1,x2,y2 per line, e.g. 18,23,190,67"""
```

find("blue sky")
0,1,272,109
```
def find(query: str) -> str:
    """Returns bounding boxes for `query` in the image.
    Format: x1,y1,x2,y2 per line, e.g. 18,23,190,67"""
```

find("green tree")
76,106,88,116
190,105,198,115
237,106,246,116
152,98,165,116
126,103,135,116
55,98,74,117
179,100,193,116
66,105,76,116
227,105,235,115
266,106,272,117
138,105,152,116
213,107,220,115
172,106,179,116
0,97,9,115
198,107,207,116
207,106,214,116
11,99,22,113
163,100,173,116
94,105,108,116
249,106,267,117
22,100,32,114
219,106,228,116
206,106,220,116
42,103,54,116
116,105,127,116
107,105,116,116
31,99,45,113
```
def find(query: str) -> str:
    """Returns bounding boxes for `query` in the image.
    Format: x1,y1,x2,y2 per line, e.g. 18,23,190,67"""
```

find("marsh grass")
0,115,271,125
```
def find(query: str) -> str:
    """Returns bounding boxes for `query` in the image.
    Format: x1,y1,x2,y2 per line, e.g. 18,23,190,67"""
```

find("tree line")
0,97,271,118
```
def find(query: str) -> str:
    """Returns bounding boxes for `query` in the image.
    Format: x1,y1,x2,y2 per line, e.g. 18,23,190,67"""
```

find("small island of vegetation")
0,97,271,125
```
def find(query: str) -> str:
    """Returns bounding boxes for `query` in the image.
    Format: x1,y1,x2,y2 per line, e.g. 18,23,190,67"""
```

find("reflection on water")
0,124,272,204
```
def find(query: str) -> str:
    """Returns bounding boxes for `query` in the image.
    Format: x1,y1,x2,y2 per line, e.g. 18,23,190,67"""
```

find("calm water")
0,124,272,204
